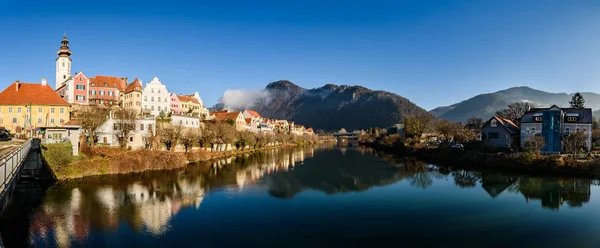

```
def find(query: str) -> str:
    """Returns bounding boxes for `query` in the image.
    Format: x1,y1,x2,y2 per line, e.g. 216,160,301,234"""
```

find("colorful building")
123,78,143,114
89,76,127,106
0,81,70,136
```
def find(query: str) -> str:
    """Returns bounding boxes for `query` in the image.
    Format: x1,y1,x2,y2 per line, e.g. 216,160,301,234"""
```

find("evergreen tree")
569,93,585,108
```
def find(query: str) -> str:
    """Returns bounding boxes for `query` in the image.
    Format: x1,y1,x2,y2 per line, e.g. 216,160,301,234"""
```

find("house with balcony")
520,105,592,153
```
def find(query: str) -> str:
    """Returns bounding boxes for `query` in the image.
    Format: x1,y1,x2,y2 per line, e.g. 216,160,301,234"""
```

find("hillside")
431,86,600,122
215,80,430,131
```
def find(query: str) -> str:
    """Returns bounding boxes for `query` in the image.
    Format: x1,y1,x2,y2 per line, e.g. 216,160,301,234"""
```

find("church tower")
55,32,72,89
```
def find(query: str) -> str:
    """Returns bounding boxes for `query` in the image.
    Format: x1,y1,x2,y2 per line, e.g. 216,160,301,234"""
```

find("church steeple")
57,32,72,56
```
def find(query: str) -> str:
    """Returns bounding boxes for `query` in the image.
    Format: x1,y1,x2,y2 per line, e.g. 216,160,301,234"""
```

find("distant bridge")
332,132,360,140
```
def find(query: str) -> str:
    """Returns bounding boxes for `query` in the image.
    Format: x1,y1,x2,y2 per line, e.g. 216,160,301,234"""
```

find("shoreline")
44,140,335,180
361,142,600,178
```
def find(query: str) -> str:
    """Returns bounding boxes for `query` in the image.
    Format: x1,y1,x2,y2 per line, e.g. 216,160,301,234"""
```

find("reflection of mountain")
263,149,411,198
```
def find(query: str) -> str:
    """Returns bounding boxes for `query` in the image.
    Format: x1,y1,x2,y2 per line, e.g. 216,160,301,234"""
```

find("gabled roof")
0,81,69,105
177,94,199,104
521,106,593,124
245,118,252,125
245,109,261,118
307,128,314,132
214,112,242,121
89,76,128,90
483,116,520,134
124,78,143,94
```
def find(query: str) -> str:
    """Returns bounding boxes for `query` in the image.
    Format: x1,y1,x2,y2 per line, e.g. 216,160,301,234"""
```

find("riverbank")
43,140,333,180
362,141,600,178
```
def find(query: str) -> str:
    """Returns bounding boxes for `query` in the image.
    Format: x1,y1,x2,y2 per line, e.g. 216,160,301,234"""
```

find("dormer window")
567,116,577,122
534,117,542,122
491,119,497,127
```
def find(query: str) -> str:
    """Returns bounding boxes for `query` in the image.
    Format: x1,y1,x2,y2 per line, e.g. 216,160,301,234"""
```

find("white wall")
171,115,201,129
142,77,171,117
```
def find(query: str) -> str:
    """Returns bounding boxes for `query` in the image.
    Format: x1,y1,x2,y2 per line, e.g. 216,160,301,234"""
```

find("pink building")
72,72,89,104
170,93,183,115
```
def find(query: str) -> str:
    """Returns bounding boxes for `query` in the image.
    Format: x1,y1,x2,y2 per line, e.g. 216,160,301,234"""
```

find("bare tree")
496,102,532,126
564,131,588,157
436,119,460,143
114,107,138,148
403,112,432,140
159,124,184,151
466,117,484,130
78,105,108,146
524,135,545,154
180,129,198,153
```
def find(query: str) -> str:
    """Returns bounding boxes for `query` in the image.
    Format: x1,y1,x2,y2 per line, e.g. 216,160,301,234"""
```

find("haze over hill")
431,86,600,122
214,80,429,131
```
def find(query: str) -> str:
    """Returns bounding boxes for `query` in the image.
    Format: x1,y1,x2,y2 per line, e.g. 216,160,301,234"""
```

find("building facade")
520,105,593,153
123,78,143,114
55,33,72,90
170,93,183,115
142,77,171,117
481,116,519,148
171,115,201,129
89,76,127,106
177,95,201,117
0,81,70,135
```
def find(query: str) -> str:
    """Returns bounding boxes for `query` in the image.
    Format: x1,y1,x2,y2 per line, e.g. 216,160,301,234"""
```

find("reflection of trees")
410,172,433,189
24,146,318,247
452,171,480,188
518,177,591,210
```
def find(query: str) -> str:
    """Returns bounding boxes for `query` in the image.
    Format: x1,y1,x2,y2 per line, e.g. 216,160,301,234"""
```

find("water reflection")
0,146,597,247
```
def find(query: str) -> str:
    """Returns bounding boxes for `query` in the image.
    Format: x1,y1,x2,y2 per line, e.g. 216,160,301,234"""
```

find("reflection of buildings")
481,174,516,198
234,149,311,190
519,178,591,210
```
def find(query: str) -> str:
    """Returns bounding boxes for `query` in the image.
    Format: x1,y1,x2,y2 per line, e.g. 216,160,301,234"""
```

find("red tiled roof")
245,118,252,125
89,76,128,90
215,112,241,121
177,95,199,104
124,77,142,94
307,128,314,132
246,110,261,118
0,82,69,105
65,120,79,125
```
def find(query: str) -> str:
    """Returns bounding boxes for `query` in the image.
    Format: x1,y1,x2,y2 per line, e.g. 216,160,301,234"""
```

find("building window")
60,108,64,114
151,97,154,102
76,85,85,90
0,118,2,123
109,91,114,96
565,128,570,135
17,107,21,113
567,116,577,122
12,118,17,124
151,89,154,93
8,107,12,113
144,96,148,101
76,95,85,101
129,137,133,142
50,119,55,124
51,108,55,113
148,124,153,131
158,97,161,102
38,108,42,113
534,117,542,122
100,91,105,96
80,77,83,82
151,106,154,111
532,128,536,134
60,119,64,124
140,124,144,131
38,118,42,124
525,128,530,135
158,89,161,93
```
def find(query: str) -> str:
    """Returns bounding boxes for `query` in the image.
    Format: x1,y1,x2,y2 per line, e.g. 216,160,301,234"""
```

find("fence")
0,139,32,192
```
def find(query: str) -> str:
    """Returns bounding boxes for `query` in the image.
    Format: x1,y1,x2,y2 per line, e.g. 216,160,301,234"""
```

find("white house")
190,92,209,119
142,77,171,117
171,115,201,129
96,113,156,150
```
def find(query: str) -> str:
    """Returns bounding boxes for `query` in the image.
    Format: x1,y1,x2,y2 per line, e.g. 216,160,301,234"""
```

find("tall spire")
57,32,72,57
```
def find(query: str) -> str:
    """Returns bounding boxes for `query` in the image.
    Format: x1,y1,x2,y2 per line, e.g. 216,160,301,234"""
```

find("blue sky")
1,0,599,110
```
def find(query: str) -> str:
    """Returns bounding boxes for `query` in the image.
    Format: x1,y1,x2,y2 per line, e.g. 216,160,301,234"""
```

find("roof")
177,95,199,104
483,116,520,134
0,82,70,105
214,112,242,121
307,128,314,132
124,78,143,94
245,110,261,118
245,118,252,125
521,106,593,124
64,120,79,126
90,76,128,90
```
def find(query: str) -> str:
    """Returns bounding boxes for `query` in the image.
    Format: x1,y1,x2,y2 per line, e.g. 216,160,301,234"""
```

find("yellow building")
122,77,143,114
0,80,70,135
177,94,201,117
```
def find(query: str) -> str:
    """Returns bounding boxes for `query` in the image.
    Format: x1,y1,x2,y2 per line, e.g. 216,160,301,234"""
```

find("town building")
185,92,209,119
481,116,520,149
213,111,246,131
55,33,72,90
142,77,171,117
56,72,90,105
96,112,156,150
171,115,201,129
123,78,143,114
177,94,201,117
89,76,127,106
520,105,593,153
0,80,70,136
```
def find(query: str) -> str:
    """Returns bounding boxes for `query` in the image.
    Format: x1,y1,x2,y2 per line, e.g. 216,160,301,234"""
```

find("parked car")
0,132,11,141
451,144,464,150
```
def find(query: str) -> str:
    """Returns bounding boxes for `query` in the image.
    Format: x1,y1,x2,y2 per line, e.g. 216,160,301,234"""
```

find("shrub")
42,143,73,168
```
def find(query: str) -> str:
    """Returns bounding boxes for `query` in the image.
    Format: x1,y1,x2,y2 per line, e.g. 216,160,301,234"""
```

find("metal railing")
0,140,32,191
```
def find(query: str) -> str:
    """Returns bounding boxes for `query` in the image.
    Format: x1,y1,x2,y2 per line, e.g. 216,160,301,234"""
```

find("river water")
1,145,600,247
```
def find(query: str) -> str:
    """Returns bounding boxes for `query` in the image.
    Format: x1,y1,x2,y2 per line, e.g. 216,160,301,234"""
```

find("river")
1,145,600,247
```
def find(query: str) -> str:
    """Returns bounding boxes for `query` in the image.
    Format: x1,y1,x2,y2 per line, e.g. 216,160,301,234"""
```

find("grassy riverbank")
362,140,600,178
42,141,332,180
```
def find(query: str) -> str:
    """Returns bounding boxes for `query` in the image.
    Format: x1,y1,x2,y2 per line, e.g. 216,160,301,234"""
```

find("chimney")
15,80,19,91
41,78,47,86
